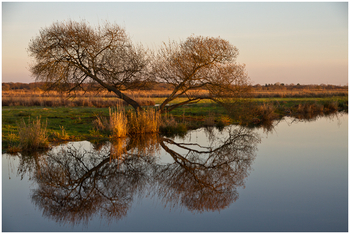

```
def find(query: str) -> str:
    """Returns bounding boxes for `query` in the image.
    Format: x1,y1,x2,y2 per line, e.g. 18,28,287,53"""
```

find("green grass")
2,106,104,150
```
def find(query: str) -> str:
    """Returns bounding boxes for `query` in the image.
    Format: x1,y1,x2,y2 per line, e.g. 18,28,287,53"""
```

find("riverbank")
2,96,347,152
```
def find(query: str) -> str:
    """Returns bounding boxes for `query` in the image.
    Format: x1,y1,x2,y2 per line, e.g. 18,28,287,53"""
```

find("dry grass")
93,107,128,138
251,89,347,98
252,103,278,125
127,109,160,134
17,117,49,151
2,96,154,108
109,108,128,138
2,88,347,107
2,89,209,98
323,101,339,112
3,87,347,98
93,107,160,138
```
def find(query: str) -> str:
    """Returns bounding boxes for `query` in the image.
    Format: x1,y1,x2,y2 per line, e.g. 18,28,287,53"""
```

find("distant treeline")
254,83,348,91
2,82,348,92
2,82,173,91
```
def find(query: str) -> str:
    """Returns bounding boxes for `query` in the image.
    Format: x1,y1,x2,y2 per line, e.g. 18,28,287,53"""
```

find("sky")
2,2,348,85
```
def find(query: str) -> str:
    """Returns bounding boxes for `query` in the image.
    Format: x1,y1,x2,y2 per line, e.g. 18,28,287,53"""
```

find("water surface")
2,114,348,231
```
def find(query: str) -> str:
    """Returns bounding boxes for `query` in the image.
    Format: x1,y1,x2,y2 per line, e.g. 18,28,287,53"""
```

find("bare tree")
28,20,150,112
151,35,251,113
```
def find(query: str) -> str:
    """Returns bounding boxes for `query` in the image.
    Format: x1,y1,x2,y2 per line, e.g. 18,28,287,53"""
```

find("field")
2,85,348,107
2,85,348,153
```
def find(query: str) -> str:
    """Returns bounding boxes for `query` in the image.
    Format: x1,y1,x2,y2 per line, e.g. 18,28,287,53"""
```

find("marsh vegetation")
3,95,347,153
3,83,347,107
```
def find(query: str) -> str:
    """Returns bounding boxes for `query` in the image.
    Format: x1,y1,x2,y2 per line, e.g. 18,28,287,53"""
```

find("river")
2,113,348,231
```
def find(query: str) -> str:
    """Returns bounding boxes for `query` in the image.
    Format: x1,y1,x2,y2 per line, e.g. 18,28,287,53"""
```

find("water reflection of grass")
2,96,347,152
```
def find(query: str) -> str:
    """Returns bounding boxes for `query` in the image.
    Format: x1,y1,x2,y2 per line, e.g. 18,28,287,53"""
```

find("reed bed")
2,88,347,108
2,89,209,98
93,107,160,138
3,88,347,99
2,96,154,107
109,108,128,138
251,89,348,98
128,109,160,134
292,101,339,115
93,108,128,138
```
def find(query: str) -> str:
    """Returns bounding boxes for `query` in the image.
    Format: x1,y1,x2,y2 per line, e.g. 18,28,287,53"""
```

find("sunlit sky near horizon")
2,2,348,85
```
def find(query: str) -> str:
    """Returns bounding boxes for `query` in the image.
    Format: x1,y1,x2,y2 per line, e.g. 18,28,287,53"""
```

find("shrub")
254,103,277,122
17,117,49,151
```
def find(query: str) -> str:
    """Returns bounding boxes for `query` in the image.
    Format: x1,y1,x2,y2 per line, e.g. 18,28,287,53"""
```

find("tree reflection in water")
31,142,154,226
155,127,260,213
16,126,260,226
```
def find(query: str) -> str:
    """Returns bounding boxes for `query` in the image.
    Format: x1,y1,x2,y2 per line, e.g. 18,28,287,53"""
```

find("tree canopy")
28,20,251,113
28,20,149,111
151,35,251,113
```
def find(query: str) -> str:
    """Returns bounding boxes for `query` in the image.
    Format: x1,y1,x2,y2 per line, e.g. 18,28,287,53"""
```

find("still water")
2,114,348,231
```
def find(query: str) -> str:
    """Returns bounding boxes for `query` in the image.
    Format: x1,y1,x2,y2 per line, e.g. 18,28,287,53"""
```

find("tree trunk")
91,76,143,113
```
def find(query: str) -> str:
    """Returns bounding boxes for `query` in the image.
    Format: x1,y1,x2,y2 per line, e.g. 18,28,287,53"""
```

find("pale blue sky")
2,2,348,85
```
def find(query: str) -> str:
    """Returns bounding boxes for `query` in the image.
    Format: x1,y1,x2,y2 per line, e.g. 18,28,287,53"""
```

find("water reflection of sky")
241,114,348,231
2,114,348,231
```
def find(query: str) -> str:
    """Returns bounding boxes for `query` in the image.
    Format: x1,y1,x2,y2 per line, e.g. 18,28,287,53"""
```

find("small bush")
246,103,279,127
17,117,49,151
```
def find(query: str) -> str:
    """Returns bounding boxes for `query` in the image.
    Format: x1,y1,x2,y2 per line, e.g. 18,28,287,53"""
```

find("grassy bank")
2,96,347,153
